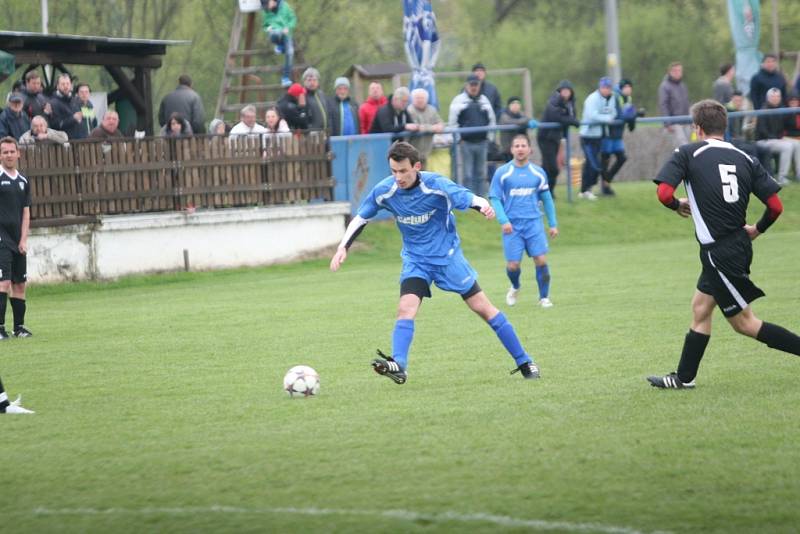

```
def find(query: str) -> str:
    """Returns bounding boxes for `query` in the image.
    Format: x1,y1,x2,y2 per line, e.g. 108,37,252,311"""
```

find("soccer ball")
283,365,320,398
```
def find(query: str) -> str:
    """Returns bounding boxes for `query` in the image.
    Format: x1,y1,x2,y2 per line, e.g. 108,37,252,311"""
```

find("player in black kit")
648,99,800,388
0,136,32,339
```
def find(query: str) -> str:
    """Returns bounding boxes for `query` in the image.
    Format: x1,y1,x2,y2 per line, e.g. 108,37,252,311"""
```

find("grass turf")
2,181,800,533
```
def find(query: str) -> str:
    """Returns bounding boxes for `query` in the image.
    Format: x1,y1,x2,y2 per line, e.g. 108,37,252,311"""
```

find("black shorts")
697,231,764,317
0,246,27,284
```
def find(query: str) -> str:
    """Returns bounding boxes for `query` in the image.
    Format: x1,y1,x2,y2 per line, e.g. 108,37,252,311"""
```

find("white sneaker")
539,297,553,308
4,395,34,414
506,287,519,306
579,191,598,201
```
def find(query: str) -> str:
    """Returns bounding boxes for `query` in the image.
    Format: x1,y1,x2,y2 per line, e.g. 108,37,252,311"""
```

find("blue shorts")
502,218,548,261
601,138,625,154
400,249,478,295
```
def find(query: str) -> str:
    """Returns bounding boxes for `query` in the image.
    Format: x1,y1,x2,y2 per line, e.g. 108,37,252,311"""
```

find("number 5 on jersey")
718,164,739,203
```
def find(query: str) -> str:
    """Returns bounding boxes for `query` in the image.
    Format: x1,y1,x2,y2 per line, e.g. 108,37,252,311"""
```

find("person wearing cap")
261,0,296,88
0,93,31,141
497,96,531,162
406,87,444,165
537,80,579,195
577,77,616,200
658,61,691,147
755,87,800,185
370,87,413,142
599,78,638,195
472,63,502,118
302,67,332,133
448,74,496,197
277,82,309,130
328,77,359,137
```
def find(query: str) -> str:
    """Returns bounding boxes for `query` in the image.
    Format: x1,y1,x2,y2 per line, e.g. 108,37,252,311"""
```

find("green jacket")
262,1,297,37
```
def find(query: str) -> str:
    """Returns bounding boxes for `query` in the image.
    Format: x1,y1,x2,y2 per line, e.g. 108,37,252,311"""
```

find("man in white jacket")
578,77,616,200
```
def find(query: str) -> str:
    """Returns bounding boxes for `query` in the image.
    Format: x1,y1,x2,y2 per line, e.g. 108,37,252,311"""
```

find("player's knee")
730,315,758,337
506,262,520,271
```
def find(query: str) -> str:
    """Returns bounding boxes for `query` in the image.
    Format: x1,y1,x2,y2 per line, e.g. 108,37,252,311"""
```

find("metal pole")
41,0,49,34
604,0,621,84
564,132,573,204
771,0,780,59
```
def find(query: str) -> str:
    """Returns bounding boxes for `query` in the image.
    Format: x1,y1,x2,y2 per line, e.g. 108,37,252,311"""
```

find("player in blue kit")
330,141,540,384
489,134,559,308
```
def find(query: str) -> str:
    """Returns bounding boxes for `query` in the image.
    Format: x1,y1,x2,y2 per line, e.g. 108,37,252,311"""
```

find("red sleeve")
657,182,678,210
765,194,783,221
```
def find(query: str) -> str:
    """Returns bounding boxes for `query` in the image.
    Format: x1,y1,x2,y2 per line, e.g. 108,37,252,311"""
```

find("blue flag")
403,0,440,109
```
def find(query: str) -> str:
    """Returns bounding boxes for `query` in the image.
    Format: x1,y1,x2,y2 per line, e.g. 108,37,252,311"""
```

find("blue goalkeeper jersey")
489,161,550,221
356,171,474,265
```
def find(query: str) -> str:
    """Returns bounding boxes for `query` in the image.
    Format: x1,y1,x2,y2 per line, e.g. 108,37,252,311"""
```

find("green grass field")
3,182,800,533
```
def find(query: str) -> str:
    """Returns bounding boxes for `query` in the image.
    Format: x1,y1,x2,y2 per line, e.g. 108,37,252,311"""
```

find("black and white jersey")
0,167,31,250
655,138,780,245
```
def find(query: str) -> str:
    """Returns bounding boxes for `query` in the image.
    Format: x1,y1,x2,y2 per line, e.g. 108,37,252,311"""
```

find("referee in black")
648,99,800,388
0,136,32,339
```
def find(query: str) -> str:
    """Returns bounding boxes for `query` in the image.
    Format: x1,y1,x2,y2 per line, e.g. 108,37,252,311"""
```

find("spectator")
329,77,359,136
89,110,124,139
578,77,616,200
405,87,444,165
19,115,68,145
370,87,413,142
448,73,496,196
277,83,309,130
600,79,638,196
537,80,579,195
472,63,502,118
264,107,290,134
0,93,31,141
208,118,228,136
725,90,768,163
158,74,206,134
20,71,51,120
498,96,530,162
159,112,193,137
713,63,736,104
49,74,84,140
261,0,296,88
750,54,787,112
229,105,268,138
786,92,800,138
359,82,387,134
73,83,98,139
755,88,800,185
658,61,691,147
302,67,331,133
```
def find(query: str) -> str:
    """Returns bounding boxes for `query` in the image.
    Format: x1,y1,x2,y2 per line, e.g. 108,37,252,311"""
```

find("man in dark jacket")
302,67,332,133
755,88,800,185
277,83,309,130
328,77,359,136
448,74,496,196
158,75,206,134
0,94,31,140
49,74,84,140
749,54,787,112
370,87,413,142
658,62,691,147
472,63,502,118
536,80,579,194
20,71,51,120
497,96,530,162
73,83,98,139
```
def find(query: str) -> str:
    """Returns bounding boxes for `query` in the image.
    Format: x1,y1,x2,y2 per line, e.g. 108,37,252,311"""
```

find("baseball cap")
287,83,307,98
8,92,23,103
506,96,521,106
472,62,486,71
618,78,633,88
599,77,613,88
466,73,481,84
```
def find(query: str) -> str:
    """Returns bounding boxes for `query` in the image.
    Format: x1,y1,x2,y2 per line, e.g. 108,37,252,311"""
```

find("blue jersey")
489,161,550,221
356,172,474,265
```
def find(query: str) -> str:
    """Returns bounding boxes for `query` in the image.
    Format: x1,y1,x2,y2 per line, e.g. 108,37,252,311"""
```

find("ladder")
214,7,305,123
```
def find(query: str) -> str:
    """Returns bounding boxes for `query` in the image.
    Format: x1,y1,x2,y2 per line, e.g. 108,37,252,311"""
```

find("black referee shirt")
0,168,31,251
654,138,781,245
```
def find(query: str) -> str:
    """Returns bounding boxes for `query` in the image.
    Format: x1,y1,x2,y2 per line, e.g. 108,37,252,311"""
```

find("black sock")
0,292,6,329
677,329,710,383
756,322,800,356
0,376,7,412
10,297,25,330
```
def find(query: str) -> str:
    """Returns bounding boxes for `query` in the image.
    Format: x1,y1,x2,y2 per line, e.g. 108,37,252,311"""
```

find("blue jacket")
606,90,637,140
0,107,31,140
578,90,615,138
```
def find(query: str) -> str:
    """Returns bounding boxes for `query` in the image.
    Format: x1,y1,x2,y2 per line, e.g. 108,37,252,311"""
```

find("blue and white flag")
403,0,440,109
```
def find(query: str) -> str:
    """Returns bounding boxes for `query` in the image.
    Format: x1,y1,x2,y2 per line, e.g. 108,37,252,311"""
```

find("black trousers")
537,137,561,193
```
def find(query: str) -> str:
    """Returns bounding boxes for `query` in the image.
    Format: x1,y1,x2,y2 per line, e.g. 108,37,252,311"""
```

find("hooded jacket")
359,95,387,134
277,93,309,130
537,80,579,142
261,0,297,37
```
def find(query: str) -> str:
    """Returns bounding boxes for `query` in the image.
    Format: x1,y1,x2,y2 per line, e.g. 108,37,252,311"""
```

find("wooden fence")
19,133,334,226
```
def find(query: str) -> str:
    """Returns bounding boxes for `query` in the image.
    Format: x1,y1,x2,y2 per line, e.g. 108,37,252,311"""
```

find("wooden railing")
19,133,333,227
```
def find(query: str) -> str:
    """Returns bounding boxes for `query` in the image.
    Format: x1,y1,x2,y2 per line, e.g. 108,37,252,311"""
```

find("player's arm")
18,207,30,255
656,182,690,217
469,194,495,220
745,194,783,240
654,148,690,217
539,190,559,237
330,215,368,271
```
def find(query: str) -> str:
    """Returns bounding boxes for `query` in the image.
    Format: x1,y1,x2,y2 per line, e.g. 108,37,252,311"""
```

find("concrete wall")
28,202,351,283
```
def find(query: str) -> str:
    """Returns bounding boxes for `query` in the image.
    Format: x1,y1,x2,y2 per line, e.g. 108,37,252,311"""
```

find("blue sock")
506,268,521,289
535,264,550,299
488,312,532,366
392,319,415,370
